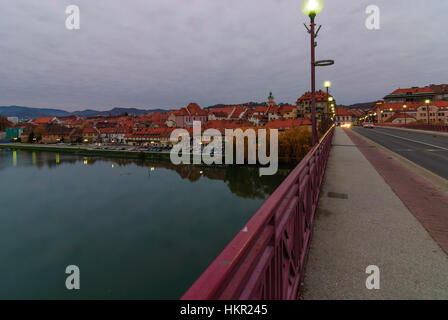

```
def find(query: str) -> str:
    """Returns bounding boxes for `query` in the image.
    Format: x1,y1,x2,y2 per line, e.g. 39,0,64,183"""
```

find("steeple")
268,91,275,107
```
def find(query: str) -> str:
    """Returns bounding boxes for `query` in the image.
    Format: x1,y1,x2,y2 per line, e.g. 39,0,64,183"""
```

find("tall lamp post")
425,99,431,125
302,0,333,145
324,81,333,124
324,80,331,120
403,104,407,125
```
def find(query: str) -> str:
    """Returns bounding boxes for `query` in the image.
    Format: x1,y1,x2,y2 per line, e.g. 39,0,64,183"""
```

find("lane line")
366,129,448,151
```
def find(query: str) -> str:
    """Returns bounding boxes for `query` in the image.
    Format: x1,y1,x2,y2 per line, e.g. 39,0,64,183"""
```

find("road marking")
370,129,448,151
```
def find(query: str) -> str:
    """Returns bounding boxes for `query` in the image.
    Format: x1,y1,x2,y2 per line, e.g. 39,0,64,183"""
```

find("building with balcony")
296,90,335,119
383,87,435,103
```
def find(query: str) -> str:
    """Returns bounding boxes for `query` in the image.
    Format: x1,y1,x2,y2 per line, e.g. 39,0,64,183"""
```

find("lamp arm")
315,25,322,37
303,23,311,33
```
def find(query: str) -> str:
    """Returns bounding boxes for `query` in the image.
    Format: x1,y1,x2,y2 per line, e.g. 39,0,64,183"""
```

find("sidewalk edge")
349,129,448,195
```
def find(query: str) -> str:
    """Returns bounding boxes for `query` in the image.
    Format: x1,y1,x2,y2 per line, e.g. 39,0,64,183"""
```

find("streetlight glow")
324,80,331,88
302,0,324,17
425,100,431,124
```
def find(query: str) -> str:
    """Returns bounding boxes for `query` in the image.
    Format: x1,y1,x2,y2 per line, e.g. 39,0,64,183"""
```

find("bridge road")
302,127,448,300
352,126,448,180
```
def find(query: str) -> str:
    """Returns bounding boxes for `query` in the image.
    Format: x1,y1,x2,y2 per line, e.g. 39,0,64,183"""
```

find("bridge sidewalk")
302,127,448,299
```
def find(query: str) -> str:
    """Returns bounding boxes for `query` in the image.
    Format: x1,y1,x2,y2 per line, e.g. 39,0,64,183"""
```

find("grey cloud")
0,0,447,110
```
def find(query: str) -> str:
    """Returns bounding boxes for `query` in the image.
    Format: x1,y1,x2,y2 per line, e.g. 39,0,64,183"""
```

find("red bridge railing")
182,125,335,300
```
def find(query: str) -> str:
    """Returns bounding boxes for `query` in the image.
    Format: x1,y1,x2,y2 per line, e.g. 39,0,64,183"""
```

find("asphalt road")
352,126,448,180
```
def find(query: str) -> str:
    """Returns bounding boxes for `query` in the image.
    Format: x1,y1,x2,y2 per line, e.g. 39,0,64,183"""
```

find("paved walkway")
302,128,448,300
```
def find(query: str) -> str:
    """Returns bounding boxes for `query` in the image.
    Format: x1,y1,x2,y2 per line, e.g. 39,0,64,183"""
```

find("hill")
0,106,170,120
0,106,70,119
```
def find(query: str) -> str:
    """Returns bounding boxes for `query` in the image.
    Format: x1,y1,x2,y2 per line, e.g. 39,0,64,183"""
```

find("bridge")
182,125,448,300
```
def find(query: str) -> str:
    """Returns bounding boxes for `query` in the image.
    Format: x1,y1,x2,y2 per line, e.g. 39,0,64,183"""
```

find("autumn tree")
33,125,46,142
0,116,13,131
278,126,312,165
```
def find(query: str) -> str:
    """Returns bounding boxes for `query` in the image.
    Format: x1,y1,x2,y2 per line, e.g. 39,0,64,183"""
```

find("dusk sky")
0,0,447,111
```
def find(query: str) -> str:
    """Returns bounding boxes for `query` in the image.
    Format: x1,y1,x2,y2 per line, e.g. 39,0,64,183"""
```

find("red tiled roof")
264,119,311,130
209,107,235,117
389,87,433,95
187,103,207,116
230,106,248,119
83,127,98,134
33,117,55,124
203,120,253,132
171,108,189,116
209,111,228,118
253,106,269,113
376,101,448,112
348,109,365,117
297,90,333,104
335,107,351,116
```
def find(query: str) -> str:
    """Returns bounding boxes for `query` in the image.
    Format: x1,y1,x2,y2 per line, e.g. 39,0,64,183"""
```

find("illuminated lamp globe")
302,0,324,18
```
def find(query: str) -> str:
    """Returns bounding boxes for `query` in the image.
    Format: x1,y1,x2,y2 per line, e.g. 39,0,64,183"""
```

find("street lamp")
403,104,407,125
324,81,331,121
302,0,333,145
302,0,324,17
425,99,431,124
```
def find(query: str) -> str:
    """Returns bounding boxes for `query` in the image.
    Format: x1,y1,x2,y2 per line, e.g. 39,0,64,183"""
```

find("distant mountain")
0,106,71,119
72,107,170,117
0,106,170,120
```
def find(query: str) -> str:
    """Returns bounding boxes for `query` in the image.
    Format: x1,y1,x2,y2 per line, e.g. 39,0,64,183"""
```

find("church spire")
268,91,275,107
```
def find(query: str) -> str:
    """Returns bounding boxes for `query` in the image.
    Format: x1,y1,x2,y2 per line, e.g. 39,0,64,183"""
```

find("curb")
376,126,448,137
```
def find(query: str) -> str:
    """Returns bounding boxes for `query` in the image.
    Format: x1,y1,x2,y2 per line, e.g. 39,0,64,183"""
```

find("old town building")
296,90,335,119
383,87,435,103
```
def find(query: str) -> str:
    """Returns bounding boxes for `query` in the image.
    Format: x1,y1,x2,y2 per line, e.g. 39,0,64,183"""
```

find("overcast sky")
0,0,447,111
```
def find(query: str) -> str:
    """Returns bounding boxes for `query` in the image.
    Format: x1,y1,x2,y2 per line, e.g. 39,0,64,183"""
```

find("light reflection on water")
0,149,291,299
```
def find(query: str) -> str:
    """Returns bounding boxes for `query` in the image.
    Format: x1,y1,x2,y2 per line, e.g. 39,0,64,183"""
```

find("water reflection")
0,149,291,199
0,149,292,299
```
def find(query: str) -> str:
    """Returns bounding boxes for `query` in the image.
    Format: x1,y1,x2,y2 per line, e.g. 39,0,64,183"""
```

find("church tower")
267,91,275,107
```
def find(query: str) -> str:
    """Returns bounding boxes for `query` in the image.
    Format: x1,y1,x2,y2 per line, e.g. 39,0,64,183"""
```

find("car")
363,122,375,128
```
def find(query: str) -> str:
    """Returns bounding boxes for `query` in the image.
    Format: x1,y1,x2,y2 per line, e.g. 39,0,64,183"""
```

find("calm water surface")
0,150,290,299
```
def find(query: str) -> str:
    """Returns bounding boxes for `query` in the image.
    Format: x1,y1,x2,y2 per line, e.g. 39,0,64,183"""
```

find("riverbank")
0,142,306,166
0,143,171,161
